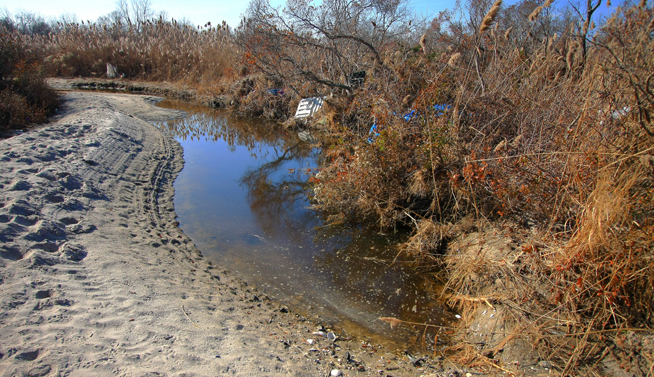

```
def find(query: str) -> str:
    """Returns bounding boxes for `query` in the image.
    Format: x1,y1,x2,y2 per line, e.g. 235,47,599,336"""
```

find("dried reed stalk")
448,52,461,67
479,0,502,33
379,317,455,330
504,27,512,39
420,33,428,54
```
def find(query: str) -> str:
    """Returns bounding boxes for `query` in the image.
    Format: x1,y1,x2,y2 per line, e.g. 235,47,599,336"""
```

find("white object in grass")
295,97,324,118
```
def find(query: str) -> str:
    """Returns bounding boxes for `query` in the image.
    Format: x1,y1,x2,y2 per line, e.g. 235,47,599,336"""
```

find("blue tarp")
403,110,416,121
368,123,380,143
369,104,451,143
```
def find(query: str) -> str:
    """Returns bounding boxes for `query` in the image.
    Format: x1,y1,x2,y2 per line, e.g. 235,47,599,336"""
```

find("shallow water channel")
155,100,450,350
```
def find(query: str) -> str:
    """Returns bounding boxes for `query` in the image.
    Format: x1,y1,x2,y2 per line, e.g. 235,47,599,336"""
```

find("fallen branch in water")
379,317,456,330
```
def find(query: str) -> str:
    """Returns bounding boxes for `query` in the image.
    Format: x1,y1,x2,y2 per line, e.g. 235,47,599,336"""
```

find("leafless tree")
570,0,603,63
7,11,52,35
237,0,415,94
114,0,155,30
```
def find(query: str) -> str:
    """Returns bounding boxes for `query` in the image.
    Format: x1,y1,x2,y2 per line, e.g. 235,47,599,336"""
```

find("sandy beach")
0,91,443,376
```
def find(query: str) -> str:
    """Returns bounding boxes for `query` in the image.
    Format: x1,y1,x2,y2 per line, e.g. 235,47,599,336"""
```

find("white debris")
107,63,118,79
612,106,631,119
295,97,325,118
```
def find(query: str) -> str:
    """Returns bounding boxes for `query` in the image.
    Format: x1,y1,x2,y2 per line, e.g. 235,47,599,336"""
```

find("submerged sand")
0,92,441,376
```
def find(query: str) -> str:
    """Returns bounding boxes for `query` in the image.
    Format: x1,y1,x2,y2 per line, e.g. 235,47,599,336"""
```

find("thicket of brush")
302,2,654,374
5,0,654,372
0,28,59,131
236,0,654,373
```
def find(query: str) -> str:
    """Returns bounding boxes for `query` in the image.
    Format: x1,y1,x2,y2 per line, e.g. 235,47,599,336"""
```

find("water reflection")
155,100,449,350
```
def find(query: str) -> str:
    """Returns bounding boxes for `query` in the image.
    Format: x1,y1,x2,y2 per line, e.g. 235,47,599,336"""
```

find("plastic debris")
368,123,380,143
403,104,450,122
107,63,118,79
295,97,325,118
612,106,631,119
267,88,285,96
433,103,451,116
403,109,416,121
348,70,366,88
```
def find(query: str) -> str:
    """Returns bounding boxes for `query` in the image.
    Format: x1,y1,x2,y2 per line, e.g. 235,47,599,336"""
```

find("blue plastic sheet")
433,104,451,115
404,104,450,121
369,104,451,143
368,123,380,143
403,110,416,121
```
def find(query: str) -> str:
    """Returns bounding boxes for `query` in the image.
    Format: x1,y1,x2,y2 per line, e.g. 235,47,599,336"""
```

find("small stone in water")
331,369,342,376
327,332,337,341
307,339,314,345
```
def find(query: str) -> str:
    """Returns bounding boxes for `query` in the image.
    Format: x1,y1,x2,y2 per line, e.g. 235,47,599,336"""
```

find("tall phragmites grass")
35,19,236,91
479,0,502,33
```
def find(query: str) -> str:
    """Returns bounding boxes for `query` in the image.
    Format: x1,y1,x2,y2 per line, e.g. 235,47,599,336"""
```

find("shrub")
0,28,59,131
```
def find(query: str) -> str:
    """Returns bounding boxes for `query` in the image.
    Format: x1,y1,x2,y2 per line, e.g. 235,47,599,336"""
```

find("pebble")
539,360,552,369
330,369,342,376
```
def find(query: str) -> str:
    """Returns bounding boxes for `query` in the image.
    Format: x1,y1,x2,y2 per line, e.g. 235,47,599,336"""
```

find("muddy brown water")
155,99,453,351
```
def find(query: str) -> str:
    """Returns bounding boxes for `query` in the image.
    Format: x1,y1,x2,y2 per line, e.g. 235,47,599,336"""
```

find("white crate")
295,97,325,118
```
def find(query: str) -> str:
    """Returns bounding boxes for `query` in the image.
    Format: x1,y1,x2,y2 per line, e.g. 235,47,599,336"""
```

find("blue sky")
0,0,623,29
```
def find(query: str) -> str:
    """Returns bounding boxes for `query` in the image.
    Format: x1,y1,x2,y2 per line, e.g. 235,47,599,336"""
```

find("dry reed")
479,0,502,33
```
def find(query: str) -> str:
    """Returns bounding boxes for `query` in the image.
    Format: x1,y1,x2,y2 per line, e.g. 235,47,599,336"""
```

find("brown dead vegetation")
5,0,654,374
306,3,654,376
0,29,59,132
